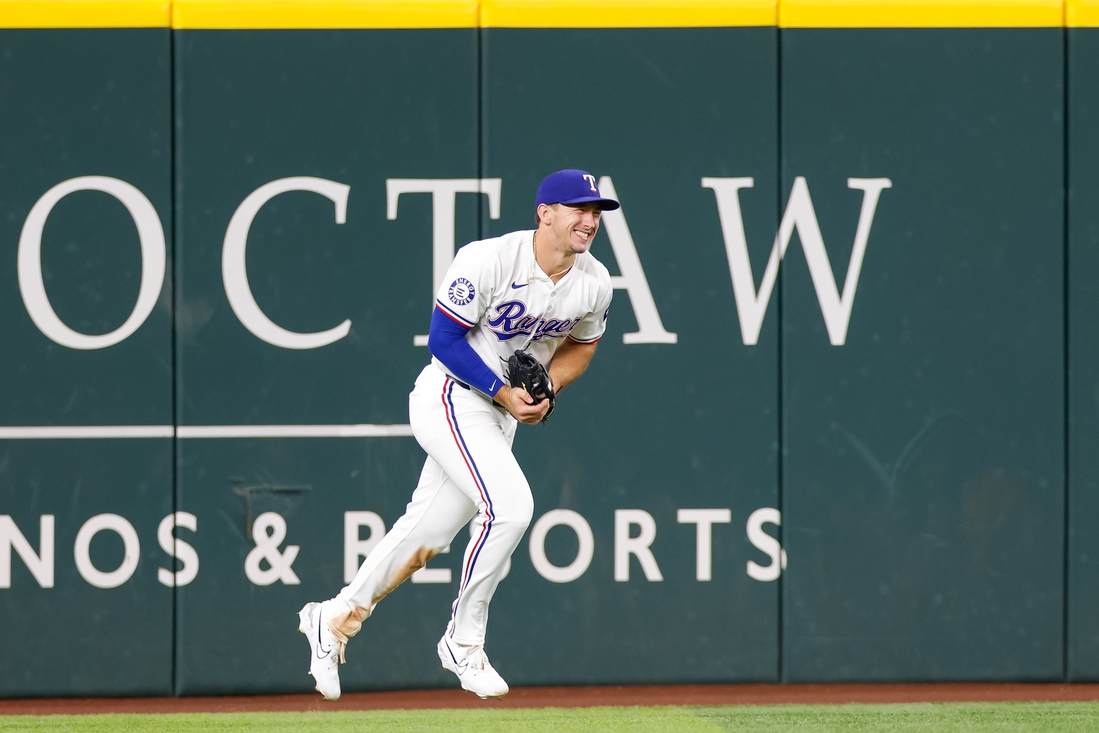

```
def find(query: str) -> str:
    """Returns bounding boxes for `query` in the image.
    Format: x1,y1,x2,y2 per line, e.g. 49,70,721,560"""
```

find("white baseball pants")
333,363,533,646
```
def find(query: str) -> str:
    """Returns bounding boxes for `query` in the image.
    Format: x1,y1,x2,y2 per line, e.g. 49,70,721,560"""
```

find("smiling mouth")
574,230,592,243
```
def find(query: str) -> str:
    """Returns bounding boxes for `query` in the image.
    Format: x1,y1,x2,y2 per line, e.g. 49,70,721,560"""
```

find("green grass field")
2,702,1099,733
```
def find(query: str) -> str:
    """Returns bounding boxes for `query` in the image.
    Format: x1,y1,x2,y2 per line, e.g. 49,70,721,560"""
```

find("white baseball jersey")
432,229,613,392
333,230,612,648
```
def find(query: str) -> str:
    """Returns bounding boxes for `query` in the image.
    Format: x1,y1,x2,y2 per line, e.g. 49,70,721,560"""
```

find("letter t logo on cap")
582,174,597,192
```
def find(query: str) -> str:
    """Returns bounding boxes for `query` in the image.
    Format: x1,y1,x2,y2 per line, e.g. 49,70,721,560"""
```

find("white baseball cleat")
437,634,509,699
298,601,343,700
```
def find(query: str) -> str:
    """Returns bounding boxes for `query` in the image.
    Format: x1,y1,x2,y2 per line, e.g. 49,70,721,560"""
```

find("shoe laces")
335,640,347,665
329,629,348,665
462,644,489,671
325,611,349,665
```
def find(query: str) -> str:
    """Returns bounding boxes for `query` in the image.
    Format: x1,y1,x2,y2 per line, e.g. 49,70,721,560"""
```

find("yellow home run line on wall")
174,0,776,29
0,0,1078,29
1067,0,1099,25
479,0,776,27
780,0,1063,27
173,0,477,29
0,0,778,29
0,0,169,27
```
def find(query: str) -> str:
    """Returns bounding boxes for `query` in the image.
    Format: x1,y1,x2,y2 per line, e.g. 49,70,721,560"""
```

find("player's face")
550,203,602,255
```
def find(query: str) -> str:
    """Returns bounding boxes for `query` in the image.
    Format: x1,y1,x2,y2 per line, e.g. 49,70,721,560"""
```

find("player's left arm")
548,336,598,395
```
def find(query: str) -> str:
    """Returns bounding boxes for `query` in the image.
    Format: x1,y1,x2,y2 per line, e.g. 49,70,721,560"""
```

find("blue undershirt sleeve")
428,307,504,398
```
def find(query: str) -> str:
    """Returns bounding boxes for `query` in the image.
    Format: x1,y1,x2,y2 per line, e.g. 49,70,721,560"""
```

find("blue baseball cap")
535,169,620,211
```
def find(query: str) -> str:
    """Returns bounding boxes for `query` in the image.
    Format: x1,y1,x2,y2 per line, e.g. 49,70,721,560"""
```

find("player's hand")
494,385,551,425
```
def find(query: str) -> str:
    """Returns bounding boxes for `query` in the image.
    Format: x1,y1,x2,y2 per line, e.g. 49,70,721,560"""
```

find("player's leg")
426,379,532,645
298,455,474,700
298,364,478,700
332,456,475,629
422,377,533,698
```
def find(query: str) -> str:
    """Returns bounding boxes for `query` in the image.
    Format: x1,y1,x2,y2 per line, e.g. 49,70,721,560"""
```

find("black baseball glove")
505,350,555,422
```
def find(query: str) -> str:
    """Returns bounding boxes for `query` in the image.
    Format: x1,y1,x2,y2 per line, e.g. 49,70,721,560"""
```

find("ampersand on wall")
245,511,301,586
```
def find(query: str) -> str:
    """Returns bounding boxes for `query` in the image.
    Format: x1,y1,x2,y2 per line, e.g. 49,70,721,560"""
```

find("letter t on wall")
386,179,501,346
677,508,731,581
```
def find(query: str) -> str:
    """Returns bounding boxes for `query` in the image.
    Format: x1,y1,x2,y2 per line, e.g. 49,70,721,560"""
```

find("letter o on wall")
18,176,166,349
74,514,141,589
528,509,594,583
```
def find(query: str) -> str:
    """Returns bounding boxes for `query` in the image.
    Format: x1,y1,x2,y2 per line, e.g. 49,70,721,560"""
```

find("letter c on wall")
18,176,166,350
222,176,351,350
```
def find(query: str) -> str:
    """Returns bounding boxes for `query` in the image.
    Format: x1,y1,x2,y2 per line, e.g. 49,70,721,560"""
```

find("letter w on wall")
702,177,892,346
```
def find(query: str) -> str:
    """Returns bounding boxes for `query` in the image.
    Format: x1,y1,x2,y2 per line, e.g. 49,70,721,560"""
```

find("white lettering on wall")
385,178,502,346
18,176,165,350
677,508,732,582
703,176,892,345
0,505,793,589
746,507,787,582
223,176,352,350
343,511,386,584
614,509,663,582
11,174,890,353
157,512,199,587
528,509,595,583
74,513,140,589
244,511,300,586
0,515,54,589
597,176,678,345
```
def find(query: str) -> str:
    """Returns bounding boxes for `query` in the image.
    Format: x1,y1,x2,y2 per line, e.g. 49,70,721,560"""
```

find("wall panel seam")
1062,21,1071,683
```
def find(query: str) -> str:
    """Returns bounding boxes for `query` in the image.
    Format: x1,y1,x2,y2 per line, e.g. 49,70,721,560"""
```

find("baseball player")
298,169,618,699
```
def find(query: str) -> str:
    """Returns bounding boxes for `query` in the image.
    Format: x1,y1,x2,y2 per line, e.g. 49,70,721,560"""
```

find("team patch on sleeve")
448,277,475,306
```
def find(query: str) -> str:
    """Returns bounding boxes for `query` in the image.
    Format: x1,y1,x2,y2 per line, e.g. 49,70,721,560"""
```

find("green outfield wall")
0,22,174,696
1068,18,1099,682
781,26,1065,682
0,0,1097,697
